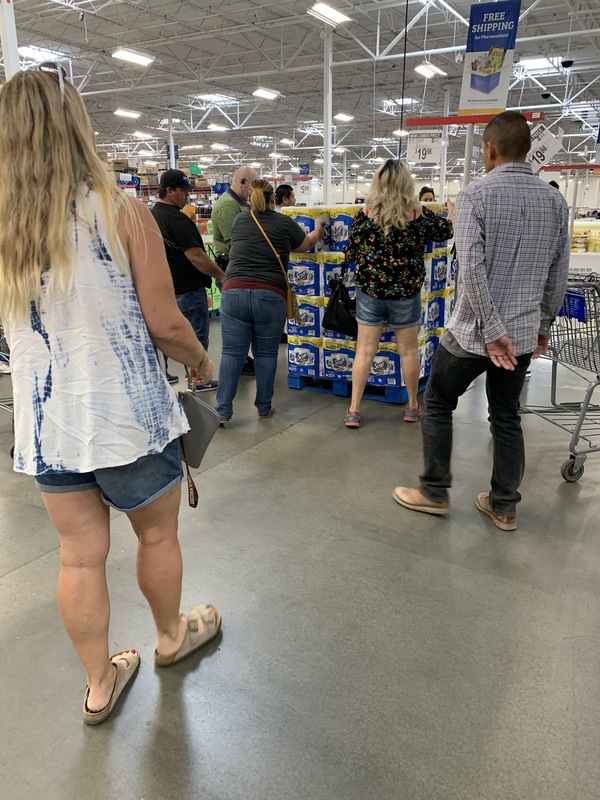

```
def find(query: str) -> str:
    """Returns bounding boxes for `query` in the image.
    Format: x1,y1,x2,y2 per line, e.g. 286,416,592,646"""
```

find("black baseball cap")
159,169,191,190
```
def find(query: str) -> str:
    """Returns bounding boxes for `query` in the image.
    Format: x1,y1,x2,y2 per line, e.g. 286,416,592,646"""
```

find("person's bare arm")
117,199,212,381
292,222,325,253
183,246,226,282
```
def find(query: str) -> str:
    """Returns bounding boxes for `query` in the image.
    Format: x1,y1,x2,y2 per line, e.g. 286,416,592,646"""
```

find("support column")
168,113,176,169
569,177,580,243
438,88,450,202
462,123,474,189
342,151,347,203
323,29,333,205
0,0,20,79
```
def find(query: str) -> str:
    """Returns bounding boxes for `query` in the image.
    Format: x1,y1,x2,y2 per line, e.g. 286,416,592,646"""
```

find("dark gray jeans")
420,344,532,514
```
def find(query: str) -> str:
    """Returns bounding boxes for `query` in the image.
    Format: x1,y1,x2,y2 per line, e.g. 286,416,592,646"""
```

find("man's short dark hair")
275,184,294,205
483,111,531,160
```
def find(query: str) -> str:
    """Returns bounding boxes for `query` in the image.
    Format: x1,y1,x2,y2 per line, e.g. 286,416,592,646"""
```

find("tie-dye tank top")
7,186,189,476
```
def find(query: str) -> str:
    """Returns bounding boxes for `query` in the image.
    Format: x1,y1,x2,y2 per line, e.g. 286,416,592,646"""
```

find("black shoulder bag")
322,261,358,338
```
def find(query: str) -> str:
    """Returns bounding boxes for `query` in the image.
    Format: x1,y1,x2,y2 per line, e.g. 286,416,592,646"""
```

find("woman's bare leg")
42,489,115,712
394,325,420,408
126,483,188,657
350,324,384,412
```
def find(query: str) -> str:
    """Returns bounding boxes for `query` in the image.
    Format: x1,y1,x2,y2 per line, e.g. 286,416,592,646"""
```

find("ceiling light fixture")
250,162,262,168
197,93,229,103
290,167,300,173
314,158,324,164
393,129,409,137
211,143,227,150
18,45,66,61
269,152,279,158
253,88,280,101
394,98,418,106
139,150,154,156
307,3,352,27
334,113,354,122
133,131,153,139
112,48,154,67
114,109,141,119
280,138,295,146
518,57,556,72
333,147,347,154
144,161,159,167
207,123,228,131
415,62,447,79
350,163,359,168
180,145,205,151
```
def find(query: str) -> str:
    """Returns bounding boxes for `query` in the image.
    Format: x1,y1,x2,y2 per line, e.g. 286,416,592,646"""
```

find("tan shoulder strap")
250,210,288,284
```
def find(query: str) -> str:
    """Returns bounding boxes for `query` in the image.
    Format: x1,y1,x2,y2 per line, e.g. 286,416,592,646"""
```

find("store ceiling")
3,0,600,180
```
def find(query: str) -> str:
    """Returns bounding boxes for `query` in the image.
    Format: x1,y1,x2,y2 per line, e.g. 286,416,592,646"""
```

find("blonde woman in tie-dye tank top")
0,67,222,724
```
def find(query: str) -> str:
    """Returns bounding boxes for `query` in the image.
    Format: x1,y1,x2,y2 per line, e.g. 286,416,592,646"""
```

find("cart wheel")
561,459,584,482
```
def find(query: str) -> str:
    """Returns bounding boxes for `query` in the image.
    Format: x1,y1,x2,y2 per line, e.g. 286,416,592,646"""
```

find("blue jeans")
216,289,286,418
420,344,531,514
175,287,209,349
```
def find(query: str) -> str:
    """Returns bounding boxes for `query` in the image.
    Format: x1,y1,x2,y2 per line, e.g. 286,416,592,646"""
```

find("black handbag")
323,263,358,338
178,389,221,507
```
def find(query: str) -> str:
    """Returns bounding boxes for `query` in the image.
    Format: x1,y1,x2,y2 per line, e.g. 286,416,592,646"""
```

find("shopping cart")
522,281,600,481
0,322,13,414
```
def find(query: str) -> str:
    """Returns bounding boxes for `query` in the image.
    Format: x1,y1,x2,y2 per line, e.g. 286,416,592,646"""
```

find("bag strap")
180,438,199,509
250,210,288,285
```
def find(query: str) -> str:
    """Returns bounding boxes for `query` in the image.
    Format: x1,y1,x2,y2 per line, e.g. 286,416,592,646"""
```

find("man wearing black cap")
152,169,225,391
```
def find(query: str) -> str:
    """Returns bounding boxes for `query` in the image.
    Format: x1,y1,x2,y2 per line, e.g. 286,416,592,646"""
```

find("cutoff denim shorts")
355,287,421,329
34,438,183,513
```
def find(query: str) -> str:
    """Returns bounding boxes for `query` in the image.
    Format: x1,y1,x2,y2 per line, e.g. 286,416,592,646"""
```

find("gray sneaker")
403,404,422,423
344,409,362,428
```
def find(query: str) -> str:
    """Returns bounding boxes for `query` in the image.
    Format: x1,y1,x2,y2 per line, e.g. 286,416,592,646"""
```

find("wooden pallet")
287,374,429,404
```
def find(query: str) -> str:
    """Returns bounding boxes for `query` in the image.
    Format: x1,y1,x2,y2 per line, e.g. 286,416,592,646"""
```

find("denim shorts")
34,438,183,513
355,287,421,328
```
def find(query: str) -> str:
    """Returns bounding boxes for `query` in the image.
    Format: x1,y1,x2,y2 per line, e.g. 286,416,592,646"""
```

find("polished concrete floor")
1,325,599,800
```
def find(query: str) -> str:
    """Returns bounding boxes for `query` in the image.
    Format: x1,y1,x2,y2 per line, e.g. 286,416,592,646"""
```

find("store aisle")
1,324,599,800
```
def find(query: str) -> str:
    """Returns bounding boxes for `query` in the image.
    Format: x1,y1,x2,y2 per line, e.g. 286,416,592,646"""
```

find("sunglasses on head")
35,62,68,105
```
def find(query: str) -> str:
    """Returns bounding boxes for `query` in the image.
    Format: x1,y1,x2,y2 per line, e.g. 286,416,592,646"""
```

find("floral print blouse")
344,208,453,300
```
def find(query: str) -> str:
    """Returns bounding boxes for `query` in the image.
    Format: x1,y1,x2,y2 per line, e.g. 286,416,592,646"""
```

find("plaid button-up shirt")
445,161,570,356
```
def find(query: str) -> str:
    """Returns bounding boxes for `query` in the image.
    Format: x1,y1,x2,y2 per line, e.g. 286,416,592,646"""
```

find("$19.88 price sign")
526,125,563,173
406,131,443,165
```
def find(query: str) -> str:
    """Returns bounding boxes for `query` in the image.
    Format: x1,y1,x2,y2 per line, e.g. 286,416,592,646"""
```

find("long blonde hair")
249,179,274,212
366,160,419,232
0,68,131,322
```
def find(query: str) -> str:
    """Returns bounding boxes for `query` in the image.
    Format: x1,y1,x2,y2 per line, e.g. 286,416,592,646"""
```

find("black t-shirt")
224,210,306,292
151,202,211,293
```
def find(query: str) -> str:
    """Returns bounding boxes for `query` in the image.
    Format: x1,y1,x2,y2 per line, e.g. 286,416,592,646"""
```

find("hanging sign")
526,125,563,173
459,0,521,116
406,130,443,164
299,163,310,176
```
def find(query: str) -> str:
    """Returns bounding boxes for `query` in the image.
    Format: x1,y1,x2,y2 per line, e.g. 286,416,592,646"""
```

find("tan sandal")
82,649,140,726
154,604,222,668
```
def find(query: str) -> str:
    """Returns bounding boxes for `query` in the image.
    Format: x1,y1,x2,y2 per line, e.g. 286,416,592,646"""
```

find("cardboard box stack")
282,204,455,392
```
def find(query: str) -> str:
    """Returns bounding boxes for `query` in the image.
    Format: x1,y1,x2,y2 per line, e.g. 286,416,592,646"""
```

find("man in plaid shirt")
394,111,570,531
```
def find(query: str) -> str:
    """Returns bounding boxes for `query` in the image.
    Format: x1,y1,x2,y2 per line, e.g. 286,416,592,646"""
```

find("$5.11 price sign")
526,125,563,173
406,130,443,164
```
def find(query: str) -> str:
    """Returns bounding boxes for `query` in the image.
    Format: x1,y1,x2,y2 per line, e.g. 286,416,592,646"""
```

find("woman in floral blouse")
343,160,453,427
